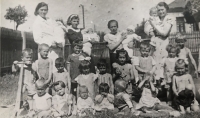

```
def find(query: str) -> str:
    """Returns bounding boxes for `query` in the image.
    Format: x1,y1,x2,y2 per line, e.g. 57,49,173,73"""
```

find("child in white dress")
52,81,72,117
77,85,95,116
122,25,141,57
94,83,114,111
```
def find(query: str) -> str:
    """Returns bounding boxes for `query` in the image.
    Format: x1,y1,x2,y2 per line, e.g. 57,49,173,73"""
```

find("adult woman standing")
149,2,174,82
33,2,65,72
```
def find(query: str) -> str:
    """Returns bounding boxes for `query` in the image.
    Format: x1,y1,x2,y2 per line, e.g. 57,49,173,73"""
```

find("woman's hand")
121,32,127,40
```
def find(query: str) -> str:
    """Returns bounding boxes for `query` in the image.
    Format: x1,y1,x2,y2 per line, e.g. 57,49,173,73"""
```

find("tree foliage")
4,5,28,30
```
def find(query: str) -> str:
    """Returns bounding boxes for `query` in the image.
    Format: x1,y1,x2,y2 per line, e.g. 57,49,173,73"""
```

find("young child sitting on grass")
94,83,114,112
77,85,95,117
28,79,52,118
12,48,38,110
52,81,72,117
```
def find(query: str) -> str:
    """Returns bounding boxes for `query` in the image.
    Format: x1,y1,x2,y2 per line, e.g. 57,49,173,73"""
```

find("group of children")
12,30,199,117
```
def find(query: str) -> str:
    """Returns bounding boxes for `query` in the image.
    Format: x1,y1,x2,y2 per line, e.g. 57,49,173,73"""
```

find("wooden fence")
1,27,200,74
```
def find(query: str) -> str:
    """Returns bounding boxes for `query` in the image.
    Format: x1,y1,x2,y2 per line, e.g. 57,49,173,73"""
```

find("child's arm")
47,97,52,110
45,59,53,85
109,75,114,94
138,76,149,89
95,95,104,104
188,75,196,96
107,94,114,103
135,66,148,73
129,64,134,80
149,80,156,92
67,72,71,94
187,48,198,78
77,84,80,99
172,76,178,96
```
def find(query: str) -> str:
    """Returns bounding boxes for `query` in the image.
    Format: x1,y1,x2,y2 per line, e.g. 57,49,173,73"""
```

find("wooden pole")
13,31,26,117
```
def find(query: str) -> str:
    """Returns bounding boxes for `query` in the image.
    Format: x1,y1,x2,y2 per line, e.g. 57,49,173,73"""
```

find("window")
176,17,185,32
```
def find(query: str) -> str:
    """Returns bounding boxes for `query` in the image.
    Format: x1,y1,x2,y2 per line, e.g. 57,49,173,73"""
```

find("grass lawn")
1,73,200,118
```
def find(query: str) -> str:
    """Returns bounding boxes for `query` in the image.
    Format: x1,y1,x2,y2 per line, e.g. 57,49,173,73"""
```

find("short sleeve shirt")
33,93,52,110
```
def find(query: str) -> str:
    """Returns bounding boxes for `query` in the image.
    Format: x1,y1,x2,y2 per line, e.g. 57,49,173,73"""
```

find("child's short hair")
140,41,151,51
38,43,49,52
107,20,118,28
166,44,180,56
51,81,66,91
175,33,187,42
114,79,127,93
55,57,65,68
79,60,91,73
97,58,107,69
35,79,47,89
72,40,83,49
79,85,88,93
149,7,157,15
67,14,79,26
99,83,110,94
175,59,188,72
116,48,130,62
22,48,33,57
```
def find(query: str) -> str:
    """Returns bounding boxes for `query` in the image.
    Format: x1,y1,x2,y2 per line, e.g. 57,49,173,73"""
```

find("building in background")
168,0,199,32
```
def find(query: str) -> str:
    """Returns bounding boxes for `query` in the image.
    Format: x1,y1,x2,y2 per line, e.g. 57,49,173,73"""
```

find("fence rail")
1,27,200,74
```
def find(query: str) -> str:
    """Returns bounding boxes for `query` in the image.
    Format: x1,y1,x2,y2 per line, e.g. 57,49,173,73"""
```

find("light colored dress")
33,15,64,72
152,15,174,80
136,88,160,109
33,93,52,111
77,97,94,116
75,73,98,100
133,56,156,80
97,73,114,94
53,69,69,85
94,94,114,111
162,57,178,83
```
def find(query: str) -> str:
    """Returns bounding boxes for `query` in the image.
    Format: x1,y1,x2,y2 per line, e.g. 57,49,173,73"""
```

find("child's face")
36,86,46,97
73,46,81,54
99,66,106,74
22,53,32,65
118,55,126,64
176,40,185,49
140,48,150,57
88,28,93,34
127,28,134,35
176,65,186,75
71,18,79,29
40,46,49,59
150,9,158,17
55,84,65,96
82,68,90,75
56,65,64,72
144,81,150,88
80,90,88,99
168,48,176,58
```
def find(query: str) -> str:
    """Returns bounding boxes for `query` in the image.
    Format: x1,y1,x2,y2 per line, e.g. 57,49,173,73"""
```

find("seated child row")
12,37,199,117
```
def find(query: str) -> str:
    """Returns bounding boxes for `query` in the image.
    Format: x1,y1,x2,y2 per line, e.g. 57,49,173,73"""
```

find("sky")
0,0,174,32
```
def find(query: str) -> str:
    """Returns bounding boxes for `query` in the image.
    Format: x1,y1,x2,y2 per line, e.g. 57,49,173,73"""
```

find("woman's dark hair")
157,2,169,11
107,20,118,28
67,14,79,26
116,48,131,64
97,58,107,69
79,60,91,73
55,57,65,68
50,81,66,91
34,2,48,16
99,83,110,94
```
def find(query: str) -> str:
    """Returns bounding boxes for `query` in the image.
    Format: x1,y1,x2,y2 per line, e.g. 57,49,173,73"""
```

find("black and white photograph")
1,0,200,117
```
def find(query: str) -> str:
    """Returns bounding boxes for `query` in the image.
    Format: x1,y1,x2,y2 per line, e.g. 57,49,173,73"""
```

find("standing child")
175,33,198,78
122,25,142,57
161,44,179,105
66,40,87,103
12,48,37,110
172,59,199,114
34,44,53,91
52,81,72,117
94,83,114,111
135,74,174,113
96,58,114,94
114,79,136,115
134,42,156,83
53,57,71,94
28,79,52,118
75,59,98,100
77,86,95,116
112,49,136,94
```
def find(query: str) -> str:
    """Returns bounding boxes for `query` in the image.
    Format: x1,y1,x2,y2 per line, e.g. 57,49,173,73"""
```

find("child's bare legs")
186,107,191,113
154,103,174,111
122,106,131,115
179,105,185,114
191,102,200,111
166,83,172,105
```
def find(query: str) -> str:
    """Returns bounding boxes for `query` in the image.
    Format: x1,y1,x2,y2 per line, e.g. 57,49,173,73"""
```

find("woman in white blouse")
33,2,66,72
